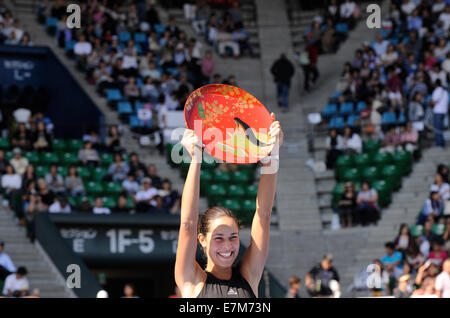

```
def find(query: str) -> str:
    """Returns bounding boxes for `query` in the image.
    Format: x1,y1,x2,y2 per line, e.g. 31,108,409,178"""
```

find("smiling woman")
174,113,283,298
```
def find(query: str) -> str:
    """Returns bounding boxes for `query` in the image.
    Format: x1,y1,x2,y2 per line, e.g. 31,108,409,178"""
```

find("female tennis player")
175,113,283,298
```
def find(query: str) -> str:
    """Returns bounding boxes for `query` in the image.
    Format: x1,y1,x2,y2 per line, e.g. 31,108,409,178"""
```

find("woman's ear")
198,233,207,249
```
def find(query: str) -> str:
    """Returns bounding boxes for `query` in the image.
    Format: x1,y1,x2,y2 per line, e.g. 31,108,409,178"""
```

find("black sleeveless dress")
197,266,257,298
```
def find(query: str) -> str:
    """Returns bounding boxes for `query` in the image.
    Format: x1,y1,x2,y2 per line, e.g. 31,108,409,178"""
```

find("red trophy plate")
184,84,274,164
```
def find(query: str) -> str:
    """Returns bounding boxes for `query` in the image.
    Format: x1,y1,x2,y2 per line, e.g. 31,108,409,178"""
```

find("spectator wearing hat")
10,148,28,176
134,177,158,213
0,240,16,281
2,266,29,297
305,254,340,297
92,196,111,215
418,187,444,225
435,258,450,298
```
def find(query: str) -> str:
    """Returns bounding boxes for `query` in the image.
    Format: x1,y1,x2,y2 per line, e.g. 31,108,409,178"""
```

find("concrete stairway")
0,208,74,297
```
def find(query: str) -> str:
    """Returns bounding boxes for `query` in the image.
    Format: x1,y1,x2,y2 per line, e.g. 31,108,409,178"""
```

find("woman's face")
401,225,409,235
199,216,240,269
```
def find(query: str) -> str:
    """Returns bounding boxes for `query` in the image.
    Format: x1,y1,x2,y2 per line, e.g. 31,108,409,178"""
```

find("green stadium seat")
335,154,354,179
213,170,231,183
100,153,114,166
332,182,345,208
363,139,381,155
238,164,256,171
432,223,446,236
179,161,190,178
23,152,40,164
230,170,253,184
341,167,361,183
36,166,49,178
392,151,412,176
77,166,92,180
353,153,372,168
40,152,60,165
85,181,104,196
227,184,246,197
122,153,129,162
207,184,227,206
200,170,213,195
0,138,10,149
373,152,393,168
361,166,380,184
380,165,401,190
57,166,68,177
67,196,78,207
126,196,135,209
236,199,256,226
77,195,95,206
219,198,241,212
53,139,67,152
245,184,258,199
5,151,12,161
103,196,117,209
61,152,78,166
90,167,108,181
371,179,392,207
104,181,122,196
410,225,424,237
67,139,83,152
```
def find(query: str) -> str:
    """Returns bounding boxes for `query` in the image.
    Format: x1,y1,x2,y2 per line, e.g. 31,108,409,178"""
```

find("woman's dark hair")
397,223,410,236
198,206,240,236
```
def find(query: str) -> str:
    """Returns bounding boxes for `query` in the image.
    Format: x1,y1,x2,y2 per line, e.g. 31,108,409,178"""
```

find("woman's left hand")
269,113,283,151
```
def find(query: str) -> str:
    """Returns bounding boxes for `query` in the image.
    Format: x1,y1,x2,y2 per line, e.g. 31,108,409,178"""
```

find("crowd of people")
0,0,33,46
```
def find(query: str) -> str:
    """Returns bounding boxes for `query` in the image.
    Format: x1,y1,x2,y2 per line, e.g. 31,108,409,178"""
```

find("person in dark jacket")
271,53,295,111
305,254,340,297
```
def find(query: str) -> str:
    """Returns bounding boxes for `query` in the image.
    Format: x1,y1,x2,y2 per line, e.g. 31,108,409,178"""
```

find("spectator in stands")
408,92,424,123
146,164,162,189
321,18,336,54
32,121,52,152
372,33,389,57
106,125,124,154
386,67,403,110
341,126,362,153
338,182,356,228
380,127,402,154
201,50,215,83
412,276,436,297
49,197,71,214
122,283,139,298
0,150,8,174
122,173,140,195
159,179,180,214
134,177,158,213
141,77,159,104
78,141,100,167
418,187,444,225
37,178,55,208
74,34,92,70
381,242,403,279
45,164,65,195
429,239,448,267
355,181,379,226
108,153,130,183
415,261,439,289
270,53,295,111
113,194,131,214
124,76,141,103
128,153,146,177
65,166,85,197
11,123,32,151
400,122,419,152
370,259,390,296
405,242,425,273
325,129,343,169
285,275,301,298
305,254,340,298
394,223,412,255
435,258,450,298
0,239,16,281
339,0,356,29
437,164,450,183
394,274,412,298
93,196,111,215
431,172,450,201
1,164,22,207
430,79,448,148
2,266,29,297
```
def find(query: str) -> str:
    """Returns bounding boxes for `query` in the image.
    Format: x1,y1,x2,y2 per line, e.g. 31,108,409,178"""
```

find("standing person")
430,79,448,148
285,275,302,298
305,254,340,298
175,114,282,298
270,54,295,112
302,43,320,93
435,258,450,298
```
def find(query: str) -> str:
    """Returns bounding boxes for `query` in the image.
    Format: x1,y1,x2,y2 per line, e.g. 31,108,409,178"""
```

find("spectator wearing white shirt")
93,197,111,215
134,177,158,213
0,240,16,280
431,173,450,201
401,0,416,16
49,197,72,214
435,259,450,298
372,33,389,57
430,79,448,147
439,5,450,31
429,64,448,88
10,147,28,175
122,173,140,195
342,126,362,153
74,34,92,70
2,266,29,297
339,0,356,29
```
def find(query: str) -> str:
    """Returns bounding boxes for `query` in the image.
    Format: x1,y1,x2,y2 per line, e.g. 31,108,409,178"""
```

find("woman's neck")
206,263,232,280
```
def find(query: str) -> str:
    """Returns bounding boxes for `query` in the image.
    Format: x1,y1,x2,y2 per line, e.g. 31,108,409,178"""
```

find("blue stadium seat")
135,43,143,55
119,32,131,42
329,117,345,129
347,115,360,127
380,29,390,38
339,102,354,116
46,17,58,28
333,91,343,98
322,104,338,119
154,24,166,35
107,89,123,101
166,67,179,77
397,112,406,124
356,101,366,113
134,33,147,43
65,40,76,52
135,101,145,111
118,101,133,115
129,115,152,129
136,77,143,88
389,38,399,45
336,23,348,34
381,111,396,125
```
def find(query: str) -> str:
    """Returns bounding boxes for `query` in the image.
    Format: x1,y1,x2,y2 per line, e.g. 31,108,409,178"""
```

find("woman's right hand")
181,129,203,163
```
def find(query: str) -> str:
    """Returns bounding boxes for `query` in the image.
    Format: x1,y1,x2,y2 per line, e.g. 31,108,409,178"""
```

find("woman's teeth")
218,252,232,258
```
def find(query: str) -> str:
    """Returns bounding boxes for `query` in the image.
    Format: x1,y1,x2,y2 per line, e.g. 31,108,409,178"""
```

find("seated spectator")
92,196,111,215
418,187,443,225
321,18,336,54
0,239,16,281
393,274,412,298
141,77,159,104
0,150,7,174
400,122,419,152
412,276,436,297
201,50,215,83
78,141,100,167
341,126,361,153
146,164,162,189
386,66,403,110
10,148,28,175
428,239,448,267
11,123,32,151
325,128,343,170
370,259,390,297
2,266,29,297
65,165,85,196
435,258,450,298
1,164,22,206
31,121,52,152
21,164,36,193
74,34,92,70
415,261,440,290
158,179,180,214
82,130,101,151
305,254,339,298
381,242,403,279
431,173,450,201
106,125,124,154
380,127,402,154
339,0,356,29
36,178,55,207
355,181,379,226
134,177,158,213
45,164,65,195
122,173,140,195
422,220,439,246
285,275,301,298
77,197,92,213
394,224,412,254
437,164,450,183
152,195,168,214
49,197,71,214
113,194,131,213
107,153,130,182
337,182,357,228
124,76,140,103
404,242,425,273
